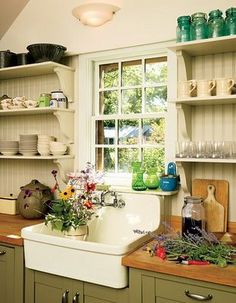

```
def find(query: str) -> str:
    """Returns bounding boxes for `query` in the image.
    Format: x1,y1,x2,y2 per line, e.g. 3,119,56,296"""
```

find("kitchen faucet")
94,190,125,208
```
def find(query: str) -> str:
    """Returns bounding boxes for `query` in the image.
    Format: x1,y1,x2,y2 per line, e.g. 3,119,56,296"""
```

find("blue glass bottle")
208,9,225,38
176,15,191,42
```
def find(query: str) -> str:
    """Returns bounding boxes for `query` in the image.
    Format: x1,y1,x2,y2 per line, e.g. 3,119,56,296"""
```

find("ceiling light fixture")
72,1,120,27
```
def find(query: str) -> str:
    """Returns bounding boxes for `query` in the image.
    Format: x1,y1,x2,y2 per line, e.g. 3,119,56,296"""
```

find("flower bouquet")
45,162,104,238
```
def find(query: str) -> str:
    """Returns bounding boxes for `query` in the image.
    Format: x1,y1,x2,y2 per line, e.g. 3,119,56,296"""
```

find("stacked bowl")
37,135,55,156
19,134,38,156
0,140,19,155
49,141,67,156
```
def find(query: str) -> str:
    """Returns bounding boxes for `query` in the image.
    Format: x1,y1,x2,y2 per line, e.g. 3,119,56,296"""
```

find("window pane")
145,58,167,85
121,88,142,114
96,120,115,144
99,63,118,88
118,148,139,172
119,120,139,145
142,118,165,145
145,86,167,113
143,147,165,174
122,60,142,86
96,147,115,172
99,90,118,114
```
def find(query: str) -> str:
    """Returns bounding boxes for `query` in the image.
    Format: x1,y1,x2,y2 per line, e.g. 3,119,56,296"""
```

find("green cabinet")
129,268,236,303
25,269,129,303
0,243,24,303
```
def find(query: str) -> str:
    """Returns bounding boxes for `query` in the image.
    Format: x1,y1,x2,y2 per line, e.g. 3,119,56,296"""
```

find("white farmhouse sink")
21,192,162,288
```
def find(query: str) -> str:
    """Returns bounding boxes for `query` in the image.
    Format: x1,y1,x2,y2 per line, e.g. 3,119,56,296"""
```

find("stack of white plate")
49,141,67,155
37,135,55,156
19,134,38,156
0,140,19,155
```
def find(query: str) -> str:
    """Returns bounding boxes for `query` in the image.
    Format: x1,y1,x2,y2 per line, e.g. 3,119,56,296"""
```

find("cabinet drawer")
155,278,236,303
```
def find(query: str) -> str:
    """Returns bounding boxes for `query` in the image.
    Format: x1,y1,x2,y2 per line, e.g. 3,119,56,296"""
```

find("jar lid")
209,9,223,18
177,15,191,23
191,12,207,20
226,7,236,16
185,196,203,203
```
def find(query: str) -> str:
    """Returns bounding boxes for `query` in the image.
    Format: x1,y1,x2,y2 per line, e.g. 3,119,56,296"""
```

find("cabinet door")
0,245,15,303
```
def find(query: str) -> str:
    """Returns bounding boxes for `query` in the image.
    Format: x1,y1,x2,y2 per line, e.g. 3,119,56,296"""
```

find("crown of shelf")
168,35,236,56
0,107,74,117
0,61,74,80
170,95,236,106
175,158,236,164
0,155,74,160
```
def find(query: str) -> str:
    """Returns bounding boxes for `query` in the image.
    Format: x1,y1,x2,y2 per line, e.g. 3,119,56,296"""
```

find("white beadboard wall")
0,74,65,197
180,52,236,221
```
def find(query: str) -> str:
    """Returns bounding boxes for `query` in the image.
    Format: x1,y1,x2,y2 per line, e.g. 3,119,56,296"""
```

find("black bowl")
26,43,67,63
16,52,34,65
0,50,16,68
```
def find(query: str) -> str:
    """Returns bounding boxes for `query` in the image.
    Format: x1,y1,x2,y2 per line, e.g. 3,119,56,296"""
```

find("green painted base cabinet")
0,243,24,303
129,268,236,303
25,269,129,303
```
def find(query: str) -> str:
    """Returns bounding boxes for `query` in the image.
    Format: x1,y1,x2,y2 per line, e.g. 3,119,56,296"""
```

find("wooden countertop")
0,214,43,246
122,240,236,288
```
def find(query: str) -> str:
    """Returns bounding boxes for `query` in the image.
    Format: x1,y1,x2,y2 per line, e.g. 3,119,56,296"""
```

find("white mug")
197,79,216,97
215,78,234,96
178,80,197,99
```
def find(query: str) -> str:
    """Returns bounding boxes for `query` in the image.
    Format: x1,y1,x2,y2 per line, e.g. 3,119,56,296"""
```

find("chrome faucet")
95,190,125,208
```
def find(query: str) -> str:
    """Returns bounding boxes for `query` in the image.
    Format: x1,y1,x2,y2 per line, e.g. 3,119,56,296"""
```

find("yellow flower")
67,186,75,197
59,186,75,200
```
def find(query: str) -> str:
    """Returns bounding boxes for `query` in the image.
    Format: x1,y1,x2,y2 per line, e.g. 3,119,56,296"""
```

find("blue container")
160,175,178,191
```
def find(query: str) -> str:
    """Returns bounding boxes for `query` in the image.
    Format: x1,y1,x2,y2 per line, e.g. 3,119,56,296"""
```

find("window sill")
110,185,178,196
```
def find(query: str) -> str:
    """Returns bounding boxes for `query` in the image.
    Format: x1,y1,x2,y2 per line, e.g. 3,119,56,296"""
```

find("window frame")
76,41,175,186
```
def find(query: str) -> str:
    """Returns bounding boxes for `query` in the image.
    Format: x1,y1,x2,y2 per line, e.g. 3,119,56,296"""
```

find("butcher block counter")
122,240,236,288
0,213,43,246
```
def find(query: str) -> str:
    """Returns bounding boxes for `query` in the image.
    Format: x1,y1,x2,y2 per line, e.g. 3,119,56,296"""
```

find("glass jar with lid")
208,9,225,38
182,196,205,237
225,7,236,35
190,12,208,40
176,15,191,42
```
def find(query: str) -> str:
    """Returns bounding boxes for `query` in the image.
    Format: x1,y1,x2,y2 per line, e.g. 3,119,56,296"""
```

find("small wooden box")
0,196,18,215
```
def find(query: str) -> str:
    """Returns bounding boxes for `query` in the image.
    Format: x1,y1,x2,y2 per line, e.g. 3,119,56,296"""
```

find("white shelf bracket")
53,111,74,143
53,158,74,184
176,50,192,81
176,104,192,141
176,162,191,194
54,67,74,102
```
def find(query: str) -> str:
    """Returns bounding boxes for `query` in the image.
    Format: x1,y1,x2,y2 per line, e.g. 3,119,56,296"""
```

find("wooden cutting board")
192,179,229,232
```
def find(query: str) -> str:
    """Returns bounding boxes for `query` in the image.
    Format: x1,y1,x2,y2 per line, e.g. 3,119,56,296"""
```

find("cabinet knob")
62,289,69,303
0,250,6,256
72,292,80,303
185,290,213,301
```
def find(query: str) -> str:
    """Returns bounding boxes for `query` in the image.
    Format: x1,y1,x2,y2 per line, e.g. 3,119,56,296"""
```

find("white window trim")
75,40,176,186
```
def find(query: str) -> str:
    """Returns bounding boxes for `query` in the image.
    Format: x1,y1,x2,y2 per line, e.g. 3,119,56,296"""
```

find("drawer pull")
185,290,213,301
0,251,6,256
72,292,80,303
62,289,69,303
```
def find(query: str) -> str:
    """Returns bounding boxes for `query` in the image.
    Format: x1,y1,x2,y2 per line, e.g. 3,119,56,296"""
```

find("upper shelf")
171,95,236,106
168,35,236,56
0,107,74,116
0,61,74,80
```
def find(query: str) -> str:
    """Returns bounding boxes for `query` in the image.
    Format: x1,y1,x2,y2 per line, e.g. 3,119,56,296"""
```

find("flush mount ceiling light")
72,1,120,27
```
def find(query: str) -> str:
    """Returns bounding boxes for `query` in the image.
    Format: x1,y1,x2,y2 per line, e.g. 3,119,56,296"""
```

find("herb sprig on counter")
153,230,236,267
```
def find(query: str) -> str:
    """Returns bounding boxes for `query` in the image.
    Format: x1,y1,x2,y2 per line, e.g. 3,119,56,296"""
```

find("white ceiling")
0,0,29,40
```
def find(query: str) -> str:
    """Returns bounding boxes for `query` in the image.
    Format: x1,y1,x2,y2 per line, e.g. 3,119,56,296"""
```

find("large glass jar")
225,7,236,35
208,9,225,38
190,12,208,40
176,15,191,42
131,162,147,191
182,196,205,237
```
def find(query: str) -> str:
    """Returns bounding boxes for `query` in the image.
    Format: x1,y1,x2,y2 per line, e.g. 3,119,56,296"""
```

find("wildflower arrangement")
45,162,104,232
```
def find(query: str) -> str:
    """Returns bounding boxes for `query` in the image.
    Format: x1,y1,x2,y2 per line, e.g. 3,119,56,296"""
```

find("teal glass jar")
225,7,236,35
176,15,191,42
131,162,147,191
190,12,208,40
208,9,225,38
144,168,159,189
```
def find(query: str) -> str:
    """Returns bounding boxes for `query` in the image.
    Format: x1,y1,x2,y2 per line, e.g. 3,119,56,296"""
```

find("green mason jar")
190,12,208,40
208,9,225,38
144,168,159,189
176,15,191,42
225,7,236,35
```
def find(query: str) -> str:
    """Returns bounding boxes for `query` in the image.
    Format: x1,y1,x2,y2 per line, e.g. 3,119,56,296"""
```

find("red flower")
83,200,93,209
155,246,166,260
85,183,96,192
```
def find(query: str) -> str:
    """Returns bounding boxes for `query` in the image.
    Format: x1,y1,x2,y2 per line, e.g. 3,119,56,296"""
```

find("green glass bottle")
176,15,191,42
190,12,208,40
208,9,225,38
144,168,159,189
131,162,147,191
225,7,236,35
